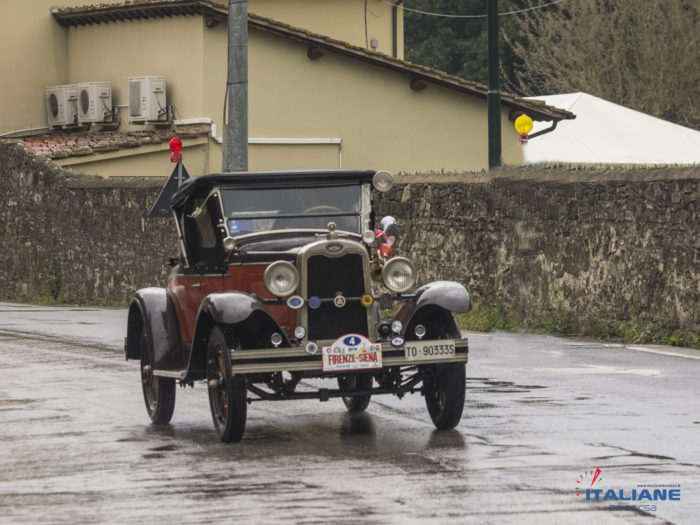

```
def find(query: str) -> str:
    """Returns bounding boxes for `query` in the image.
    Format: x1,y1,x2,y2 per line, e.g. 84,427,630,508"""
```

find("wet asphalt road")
1,302,699,524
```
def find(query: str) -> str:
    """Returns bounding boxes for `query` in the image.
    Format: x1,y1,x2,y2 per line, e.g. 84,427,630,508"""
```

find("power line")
501,0,566,16
390,0,566,19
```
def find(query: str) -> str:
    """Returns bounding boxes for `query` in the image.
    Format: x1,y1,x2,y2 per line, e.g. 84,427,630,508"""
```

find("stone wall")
1,141,698,334
378,169,699,335
0,142,176,305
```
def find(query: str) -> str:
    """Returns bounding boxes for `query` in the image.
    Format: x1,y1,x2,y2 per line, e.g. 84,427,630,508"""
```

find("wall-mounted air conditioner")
46,85,78,127
128,76,168,123
77,82,113,124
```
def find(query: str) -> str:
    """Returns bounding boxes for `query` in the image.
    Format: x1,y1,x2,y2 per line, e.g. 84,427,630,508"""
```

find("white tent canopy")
523,92,700,165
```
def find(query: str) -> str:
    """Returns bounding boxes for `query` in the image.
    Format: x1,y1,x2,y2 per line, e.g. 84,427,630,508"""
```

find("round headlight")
372,170,394,192
263,261,299,297
381,257,416,293
362,230,376,245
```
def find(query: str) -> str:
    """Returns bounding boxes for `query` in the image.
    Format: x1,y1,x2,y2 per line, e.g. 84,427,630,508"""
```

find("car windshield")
220,184,364,235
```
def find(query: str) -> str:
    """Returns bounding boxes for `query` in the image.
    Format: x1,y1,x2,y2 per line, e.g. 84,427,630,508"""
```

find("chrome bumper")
227,338,469,374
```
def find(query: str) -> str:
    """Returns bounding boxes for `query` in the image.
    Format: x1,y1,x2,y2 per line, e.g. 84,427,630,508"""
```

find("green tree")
403,0,529,84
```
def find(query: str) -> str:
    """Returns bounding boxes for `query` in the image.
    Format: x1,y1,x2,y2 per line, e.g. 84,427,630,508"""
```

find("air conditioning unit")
128,76,168,123
46,85,78,127
77,82,113,124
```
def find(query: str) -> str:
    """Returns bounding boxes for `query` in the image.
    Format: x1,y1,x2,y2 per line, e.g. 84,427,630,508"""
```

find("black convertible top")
171,169,376,209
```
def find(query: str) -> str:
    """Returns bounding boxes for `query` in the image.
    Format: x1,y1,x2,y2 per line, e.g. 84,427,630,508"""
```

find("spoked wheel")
207,325,247,443
423,363,466,430
140,326,176,425
337,374,373,413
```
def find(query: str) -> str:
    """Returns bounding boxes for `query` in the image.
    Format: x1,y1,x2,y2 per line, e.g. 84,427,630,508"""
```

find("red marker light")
169,137,182,163
378,244,392,258
169,137,182,152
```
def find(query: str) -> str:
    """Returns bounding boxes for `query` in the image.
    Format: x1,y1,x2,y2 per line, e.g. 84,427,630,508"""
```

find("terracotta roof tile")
17,126,208,160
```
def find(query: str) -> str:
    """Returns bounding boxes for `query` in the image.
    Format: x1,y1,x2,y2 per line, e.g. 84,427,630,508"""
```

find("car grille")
306,253,368,340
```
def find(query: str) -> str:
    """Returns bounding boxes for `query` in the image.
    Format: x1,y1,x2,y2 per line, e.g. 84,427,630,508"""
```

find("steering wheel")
288,205,353,230
302,205,343,215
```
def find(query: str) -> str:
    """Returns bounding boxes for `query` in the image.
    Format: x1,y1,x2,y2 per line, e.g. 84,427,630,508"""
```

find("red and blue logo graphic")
576,468,602,496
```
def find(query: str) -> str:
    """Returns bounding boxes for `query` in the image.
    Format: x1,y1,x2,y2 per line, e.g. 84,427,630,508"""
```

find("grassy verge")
531,303,699,350
0,294,67,306
455,299,700,350
455,300,515,333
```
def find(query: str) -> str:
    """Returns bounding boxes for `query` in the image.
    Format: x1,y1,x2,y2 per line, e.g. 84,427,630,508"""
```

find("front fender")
412,281,472,313
186,292,290,380
125,287,186,370
395,281,471,339
197,291,272,326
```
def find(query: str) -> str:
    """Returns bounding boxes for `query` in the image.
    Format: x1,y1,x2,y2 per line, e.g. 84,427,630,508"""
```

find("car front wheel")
207,325,247,443
140,326,176,425
423,363,465,430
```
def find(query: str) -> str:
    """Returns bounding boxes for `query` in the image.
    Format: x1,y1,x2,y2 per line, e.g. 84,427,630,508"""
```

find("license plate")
404,340,456,361
322,334,383,372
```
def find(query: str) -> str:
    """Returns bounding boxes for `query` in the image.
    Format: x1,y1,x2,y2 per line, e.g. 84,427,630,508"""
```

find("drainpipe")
528,120,558,139
392,1,404,59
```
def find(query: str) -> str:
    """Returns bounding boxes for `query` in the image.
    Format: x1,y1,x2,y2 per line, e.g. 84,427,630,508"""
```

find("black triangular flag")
148,164,190,218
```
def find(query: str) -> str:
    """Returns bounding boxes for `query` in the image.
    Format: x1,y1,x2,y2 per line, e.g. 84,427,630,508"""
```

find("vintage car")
125,169,472,442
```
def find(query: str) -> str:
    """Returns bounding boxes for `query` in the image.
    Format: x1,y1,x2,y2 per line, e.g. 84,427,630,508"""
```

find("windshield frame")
215,181,371,238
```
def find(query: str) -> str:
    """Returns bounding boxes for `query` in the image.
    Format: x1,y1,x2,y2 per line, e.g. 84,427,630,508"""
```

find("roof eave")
50,1,573,122
51,0,227,27
247,16,573,122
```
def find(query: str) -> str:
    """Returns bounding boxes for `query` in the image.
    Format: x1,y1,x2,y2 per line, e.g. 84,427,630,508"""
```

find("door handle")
191,283,202,289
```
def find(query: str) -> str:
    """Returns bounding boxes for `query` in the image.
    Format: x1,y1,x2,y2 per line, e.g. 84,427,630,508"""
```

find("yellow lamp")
514,114,533,135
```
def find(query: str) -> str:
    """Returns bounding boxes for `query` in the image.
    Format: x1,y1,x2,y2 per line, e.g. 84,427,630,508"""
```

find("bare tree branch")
505,0,700,130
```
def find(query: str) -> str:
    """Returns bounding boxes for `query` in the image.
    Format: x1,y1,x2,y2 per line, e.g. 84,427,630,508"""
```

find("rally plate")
322,334,382,372
404,340,456,362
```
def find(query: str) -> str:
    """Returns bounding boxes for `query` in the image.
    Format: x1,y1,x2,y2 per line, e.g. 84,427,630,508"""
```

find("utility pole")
223,0,248,172
487,0,501,168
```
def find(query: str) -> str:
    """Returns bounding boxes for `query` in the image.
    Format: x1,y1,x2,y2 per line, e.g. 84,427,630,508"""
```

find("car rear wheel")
207,325,247,443
423,363,465,430
140,326,176,425
338,374,372,413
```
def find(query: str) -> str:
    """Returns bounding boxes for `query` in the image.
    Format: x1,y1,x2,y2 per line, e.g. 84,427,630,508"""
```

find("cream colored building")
0,0,572,176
